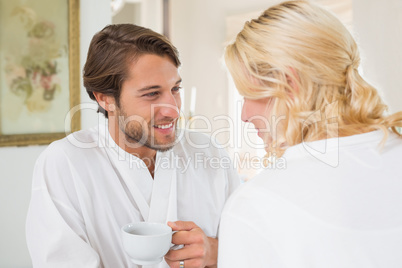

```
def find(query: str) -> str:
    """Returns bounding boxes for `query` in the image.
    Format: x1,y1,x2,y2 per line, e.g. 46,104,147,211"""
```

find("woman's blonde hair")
225,0,402,158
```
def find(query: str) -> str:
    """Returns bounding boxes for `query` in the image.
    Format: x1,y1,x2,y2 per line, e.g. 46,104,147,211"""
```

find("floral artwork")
0,0,80,146
4,6,66,113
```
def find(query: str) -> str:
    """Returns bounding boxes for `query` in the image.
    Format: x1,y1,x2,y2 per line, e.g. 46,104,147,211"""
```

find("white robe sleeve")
26,145,100,268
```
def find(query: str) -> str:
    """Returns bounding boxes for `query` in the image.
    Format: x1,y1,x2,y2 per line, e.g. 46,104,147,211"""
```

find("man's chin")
146,143,175,152
147,136,177,152
155,145,174,152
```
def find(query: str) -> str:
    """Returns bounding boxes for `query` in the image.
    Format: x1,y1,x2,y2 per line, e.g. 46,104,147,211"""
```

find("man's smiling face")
112,53,182,151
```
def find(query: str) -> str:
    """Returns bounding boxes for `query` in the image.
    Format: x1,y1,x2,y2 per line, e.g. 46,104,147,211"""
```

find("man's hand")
164,221,218,268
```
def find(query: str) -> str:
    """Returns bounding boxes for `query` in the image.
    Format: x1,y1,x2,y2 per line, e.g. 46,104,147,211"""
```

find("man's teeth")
155,122,173,129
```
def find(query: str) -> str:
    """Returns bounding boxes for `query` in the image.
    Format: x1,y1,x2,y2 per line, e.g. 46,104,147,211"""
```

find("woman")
218,1,402,267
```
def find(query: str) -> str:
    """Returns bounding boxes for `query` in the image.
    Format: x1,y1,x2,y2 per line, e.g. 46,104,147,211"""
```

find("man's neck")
108,123,157,177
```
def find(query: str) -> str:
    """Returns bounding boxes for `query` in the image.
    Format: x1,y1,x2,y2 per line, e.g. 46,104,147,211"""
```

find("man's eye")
144,92,159,97
172,87,181,93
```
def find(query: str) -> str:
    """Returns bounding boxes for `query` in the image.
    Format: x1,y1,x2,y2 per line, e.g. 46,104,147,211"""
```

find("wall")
0,0,110,267
171,0,273,143
353,0,402,113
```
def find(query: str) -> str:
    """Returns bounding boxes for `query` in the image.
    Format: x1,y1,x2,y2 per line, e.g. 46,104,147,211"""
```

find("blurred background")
0,0,401,266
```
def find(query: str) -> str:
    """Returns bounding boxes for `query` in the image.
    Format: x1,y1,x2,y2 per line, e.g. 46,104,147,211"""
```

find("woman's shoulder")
223,170,279,209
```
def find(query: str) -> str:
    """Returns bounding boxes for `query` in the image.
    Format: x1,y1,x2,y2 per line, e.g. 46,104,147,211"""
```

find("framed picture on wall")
0,0,80,147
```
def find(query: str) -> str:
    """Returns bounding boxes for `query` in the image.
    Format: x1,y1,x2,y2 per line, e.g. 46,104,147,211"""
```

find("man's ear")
92,92,116,113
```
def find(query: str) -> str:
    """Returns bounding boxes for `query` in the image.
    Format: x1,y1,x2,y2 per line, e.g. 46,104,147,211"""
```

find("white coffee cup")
121,222,173,265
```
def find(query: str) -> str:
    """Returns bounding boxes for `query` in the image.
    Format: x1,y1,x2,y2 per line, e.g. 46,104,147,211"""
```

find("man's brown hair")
83,24,181,118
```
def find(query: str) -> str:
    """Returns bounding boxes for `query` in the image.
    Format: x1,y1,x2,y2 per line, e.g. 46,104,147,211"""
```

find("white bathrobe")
218,131,402,268
26,124,240,268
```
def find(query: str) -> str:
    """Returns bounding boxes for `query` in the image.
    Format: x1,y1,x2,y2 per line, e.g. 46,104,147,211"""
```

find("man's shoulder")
39,126,102,162
174,129,226,156
177,129,215,145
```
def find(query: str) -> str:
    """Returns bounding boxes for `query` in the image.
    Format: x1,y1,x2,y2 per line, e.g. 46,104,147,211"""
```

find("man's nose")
158,93,180,119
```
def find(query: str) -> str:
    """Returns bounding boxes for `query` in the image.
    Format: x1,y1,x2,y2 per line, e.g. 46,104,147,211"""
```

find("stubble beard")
117,109,177,152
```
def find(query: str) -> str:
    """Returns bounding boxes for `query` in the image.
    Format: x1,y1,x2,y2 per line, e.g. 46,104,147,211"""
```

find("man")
26,24,240,268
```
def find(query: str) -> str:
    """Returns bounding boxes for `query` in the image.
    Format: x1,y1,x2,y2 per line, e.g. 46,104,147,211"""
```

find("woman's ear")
286,67,300,92
92,92,116,113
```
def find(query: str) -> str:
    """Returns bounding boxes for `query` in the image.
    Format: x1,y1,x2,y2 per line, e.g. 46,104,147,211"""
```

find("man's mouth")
154,122,174,129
